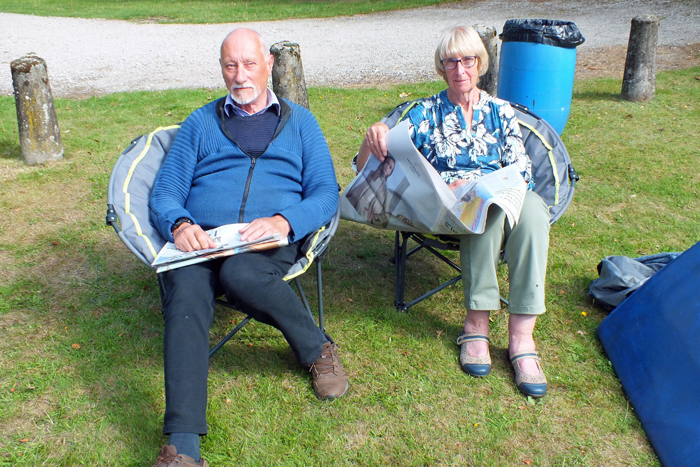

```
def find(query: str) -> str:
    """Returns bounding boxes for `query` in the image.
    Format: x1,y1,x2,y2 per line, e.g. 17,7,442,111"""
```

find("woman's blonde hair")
434,25,489,82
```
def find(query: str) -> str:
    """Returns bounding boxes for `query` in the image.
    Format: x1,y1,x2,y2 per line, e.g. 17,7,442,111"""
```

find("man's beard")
230,84,263,106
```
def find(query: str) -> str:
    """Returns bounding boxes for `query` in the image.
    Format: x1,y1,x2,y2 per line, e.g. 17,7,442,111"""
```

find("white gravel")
2,0,699,98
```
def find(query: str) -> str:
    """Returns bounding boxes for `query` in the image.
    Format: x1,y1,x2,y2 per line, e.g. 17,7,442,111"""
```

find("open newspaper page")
152,223,288,273
340,120,527,235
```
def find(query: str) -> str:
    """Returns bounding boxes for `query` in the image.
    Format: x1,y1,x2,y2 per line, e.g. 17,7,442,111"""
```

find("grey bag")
588,252,681,311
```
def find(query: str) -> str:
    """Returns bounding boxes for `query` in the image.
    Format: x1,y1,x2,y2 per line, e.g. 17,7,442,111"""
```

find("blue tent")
597,241,700,467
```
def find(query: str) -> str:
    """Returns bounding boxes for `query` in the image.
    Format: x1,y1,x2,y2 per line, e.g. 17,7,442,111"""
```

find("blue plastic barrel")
497,20,585,135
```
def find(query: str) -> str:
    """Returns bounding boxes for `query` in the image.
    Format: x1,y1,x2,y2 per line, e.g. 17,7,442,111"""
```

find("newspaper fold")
340,120,527,235
151,223,288,273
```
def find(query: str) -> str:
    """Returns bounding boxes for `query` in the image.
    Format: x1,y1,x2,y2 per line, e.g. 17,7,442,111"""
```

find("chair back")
107,126,180,268
106,125,339,274
512,103,578,224
286,204,341,281
381,99,578,225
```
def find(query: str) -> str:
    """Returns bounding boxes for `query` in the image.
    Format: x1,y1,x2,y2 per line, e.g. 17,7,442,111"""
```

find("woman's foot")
459,310,491,377
507,314,546,396
508,314,541,375
508,350,547,397
456,333,491,377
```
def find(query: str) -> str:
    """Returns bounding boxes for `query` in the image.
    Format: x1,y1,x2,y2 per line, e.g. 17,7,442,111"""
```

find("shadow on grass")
0,141,21,160
2,215,553,462
572,90,627,103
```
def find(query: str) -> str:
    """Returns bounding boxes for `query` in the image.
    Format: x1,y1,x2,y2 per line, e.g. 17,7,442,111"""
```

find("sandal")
456,333,491,377
509,350,547,397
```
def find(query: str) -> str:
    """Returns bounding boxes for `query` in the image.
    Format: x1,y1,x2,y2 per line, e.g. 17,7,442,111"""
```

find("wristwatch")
171,217,194,233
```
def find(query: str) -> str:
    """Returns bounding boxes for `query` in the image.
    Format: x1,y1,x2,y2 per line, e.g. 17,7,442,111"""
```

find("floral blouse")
402,89,534,189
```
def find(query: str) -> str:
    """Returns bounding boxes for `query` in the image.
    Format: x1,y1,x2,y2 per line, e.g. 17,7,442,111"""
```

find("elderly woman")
355,25,550,397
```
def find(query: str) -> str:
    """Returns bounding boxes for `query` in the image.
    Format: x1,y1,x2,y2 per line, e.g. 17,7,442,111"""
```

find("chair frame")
156,251,327,359
105,124,337,359
392,231,509,312
107,203,332,359
387,102,578,313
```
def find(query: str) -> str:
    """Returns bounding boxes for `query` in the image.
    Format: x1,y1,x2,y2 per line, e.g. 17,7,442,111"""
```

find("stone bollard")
621,15,659,102
474,24,498,96
11,55,64,165
270,41,310,109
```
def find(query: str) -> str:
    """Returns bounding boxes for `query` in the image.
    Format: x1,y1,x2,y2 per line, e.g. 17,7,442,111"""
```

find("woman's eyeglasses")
441,56,478,70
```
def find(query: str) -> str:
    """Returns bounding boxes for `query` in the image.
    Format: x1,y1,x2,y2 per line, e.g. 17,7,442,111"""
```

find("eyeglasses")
441,56,478,70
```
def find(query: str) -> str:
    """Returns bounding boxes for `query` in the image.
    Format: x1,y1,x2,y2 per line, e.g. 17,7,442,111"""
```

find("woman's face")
382,158,395,177
444,54,479,96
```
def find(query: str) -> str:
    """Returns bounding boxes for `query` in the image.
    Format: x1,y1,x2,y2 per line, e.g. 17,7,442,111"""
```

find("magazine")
151,223,289,273
340,120,527,235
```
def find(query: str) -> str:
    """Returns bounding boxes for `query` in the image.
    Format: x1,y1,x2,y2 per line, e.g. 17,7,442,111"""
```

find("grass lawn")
0,0,457,23
1,68,699,465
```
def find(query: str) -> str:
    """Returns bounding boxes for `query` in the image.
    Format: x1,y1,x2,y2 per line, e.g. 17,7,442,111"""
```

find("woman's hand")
448,179,469,191
365,122,390,160
356,122,390,171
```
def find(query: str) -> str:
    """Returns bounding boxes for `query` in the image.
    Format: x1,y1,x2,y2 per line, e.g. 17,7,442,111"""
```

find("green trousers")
459,191,550,315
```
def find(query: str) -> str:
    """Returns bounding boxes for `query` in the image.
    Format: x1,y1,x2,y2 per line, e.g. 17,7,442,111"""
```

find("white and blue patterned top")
402,89,534,189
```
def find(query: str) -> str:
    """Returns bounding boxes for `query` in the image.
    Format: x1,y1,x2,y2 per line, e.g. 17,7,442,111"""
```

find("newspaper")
151,223,288,273
340,120,527,235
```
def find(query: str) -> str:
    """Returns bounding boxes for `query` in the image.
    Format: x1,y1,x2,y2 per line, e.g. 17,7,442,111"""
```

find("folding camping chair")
105,125,340,357
391,102,579,311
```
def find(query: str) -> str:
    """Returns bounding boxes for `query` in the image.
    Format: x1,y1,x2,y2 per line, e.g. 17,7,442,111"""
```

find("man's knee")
219,247,297,294
162,265,217,319
219,254,276,292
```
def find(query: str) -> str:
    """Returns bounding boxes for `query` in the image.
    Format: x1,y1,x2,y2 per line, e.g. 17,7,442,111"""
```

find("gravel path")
2,0,699,98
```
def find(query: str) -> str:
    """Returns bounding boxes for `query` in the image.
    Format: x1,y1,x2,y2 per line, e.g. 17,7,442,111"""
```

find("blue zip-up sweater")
150,97,338,243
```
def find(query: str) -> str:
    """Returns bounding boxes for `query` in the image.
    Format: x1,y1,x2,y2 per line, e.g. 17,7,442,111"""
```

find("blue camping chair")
106,125,340,357
387,102,579,311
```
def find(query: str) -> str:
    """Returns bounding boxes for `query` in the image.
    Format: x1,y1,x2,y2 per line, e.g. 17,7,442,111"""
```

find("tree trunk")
11,55,64,165
270,41,310,109
621,15,659,102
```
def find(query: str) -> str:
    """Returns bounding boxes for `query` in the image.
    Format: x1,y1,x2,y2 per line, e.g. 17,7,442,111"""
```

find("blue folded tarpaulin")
597,241,700,467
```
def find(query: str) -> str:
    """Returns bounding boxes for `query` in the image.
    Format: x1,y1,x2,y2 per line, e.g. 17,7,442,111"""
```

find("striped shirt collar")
224,88,281,117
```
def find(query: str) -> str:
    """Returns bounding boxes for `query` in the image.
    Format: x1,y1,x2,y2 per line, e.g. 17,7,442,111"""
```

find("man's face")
220,30,273,108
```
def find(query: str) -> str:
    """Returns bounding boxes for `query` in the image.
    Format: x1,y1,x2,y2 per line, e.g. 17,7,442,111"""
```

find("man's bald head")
219,27,274,113
220,28,268,60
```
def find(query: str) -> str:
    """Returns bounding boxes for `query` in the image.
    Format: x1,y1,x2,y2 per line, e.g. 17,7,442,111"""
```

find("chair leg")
208,315,252,358
293,263,325,333
316,258,325,333
394,231,410,312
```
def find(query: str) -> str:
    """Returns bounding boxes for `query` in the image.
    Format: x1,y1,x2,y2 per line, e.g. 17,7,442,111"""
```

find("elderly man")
149,28,348,467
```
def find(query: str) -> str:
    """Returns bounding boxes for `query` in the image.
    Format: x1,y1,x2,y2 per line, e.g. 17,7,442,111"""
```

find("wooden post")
474,24,498,96
621,15,659,102
11,55,64,165
270,41,309,109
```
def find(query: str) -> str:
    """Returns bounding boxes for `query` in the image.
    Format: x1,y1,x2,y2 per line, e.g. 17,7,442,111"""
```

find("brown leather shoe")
154,445,209,467
309,341,349,400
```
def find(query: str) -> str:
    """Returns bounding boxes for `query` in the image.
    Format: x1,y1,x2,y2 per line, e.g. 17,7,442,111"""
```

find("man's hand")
239,215,291,242
173,223,217,252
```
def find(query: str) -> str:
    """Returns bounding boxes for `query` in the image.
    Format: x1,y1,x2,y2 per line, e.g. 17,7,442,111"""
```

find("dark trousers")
160,242,327,435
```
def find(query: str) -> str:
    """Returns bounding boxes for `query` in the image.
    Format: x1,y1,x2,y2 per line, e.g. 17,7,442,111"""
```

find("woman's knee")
521,192,550,230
